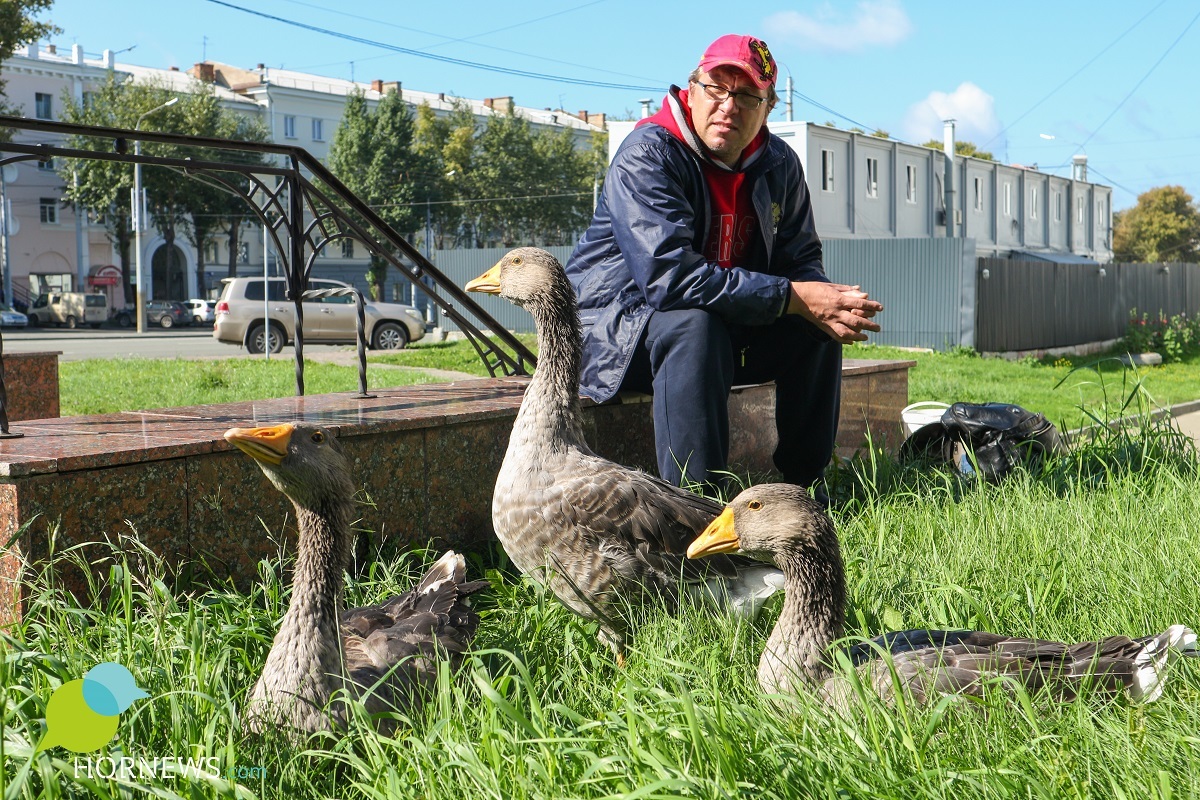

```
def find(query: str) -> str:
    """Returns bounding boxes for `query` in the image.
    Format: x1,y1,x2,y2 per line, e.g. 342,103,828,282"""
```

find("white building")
606,120,1113,264
0,44,605,311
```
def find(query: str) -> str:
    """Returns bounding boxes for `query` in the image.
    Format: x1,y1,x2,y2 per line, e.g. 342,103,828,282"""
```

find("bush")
1120,309,1200,362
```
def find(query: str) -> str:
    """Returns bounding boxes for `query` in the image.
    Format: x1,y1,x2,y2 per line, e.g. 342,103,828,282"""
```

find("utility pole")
133,96,179,332
0,166,11,306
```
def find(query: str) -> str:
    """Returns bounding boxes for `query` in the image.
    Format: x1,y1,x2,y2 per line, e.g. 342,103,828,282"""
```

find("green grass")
58,339,1200,424
58,358,441,416
367,334,538,375
3,427,1199,798
846,344,1200,432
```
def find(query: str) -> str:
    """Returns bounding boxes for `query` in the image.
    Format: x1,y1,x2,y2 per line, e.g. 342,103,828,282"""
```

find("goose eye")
311,431,325,444
511,256,523,265
747,500,762,511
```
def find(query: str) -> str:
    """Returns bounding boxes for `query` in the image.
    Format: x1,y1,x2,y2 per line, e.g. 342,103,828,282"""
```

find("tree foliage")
327,88,420,300
1113,185,1200,263
59,75,269,301
0,0,60,128
330,93,601,292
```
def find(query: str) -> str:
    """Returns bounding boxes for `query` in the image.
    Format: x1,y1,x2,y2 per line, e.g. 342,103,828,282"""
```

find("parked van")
27,292,109,328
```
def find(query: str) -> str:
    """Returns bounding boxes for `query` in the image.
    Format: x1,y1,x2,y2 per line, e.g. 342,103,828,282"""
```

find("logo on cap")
748,39,775,86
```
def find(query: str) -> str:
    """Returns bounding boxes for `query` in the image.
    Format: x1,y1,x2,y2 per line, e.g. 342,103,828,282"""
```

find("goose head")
224,422,354,512
465,247,569,310
687,483,834,568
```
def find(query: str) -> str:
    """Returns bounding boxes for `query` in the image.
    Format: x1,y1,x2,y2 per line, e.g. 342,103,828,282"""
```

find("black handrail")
0,115,536,413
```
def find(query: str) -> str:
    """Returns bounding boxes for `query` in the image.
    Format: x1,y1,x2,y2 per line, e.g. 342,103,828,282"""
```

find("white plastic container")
901,401,950,436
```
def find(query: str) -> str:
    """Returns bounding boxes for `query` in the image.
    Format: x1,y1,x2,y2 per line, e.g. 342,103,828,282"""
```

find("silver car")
212,277,426,354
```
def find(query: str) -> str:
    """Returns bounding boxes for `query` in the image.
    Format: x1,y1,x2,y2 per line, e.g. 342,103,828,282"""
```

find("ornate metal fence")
0,116,537,433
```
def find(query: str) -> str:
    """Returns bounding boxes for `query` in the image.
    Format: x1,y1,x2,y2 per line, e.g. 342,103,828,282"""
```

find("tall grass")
3,415,1199,798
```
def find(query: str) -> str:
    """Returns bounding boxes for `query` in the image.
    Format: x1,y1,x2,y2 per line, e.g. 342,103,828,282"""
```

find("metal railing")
0,115,537,431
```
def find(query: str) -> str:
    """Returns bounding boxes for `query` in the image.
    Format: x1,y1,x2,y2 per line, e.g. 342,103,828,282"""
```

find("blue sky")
41,0,1200,211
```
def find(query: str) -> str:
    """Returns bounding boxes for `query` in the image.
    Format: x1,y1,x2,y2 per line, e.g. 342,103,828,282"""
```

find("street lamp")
133,96,178,333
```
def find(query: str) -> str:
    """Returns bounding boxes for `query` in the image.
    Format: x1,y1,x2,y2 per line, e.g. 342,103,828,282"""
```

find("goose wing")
558,454,771,590
339,551,488,714
858,627,1198,703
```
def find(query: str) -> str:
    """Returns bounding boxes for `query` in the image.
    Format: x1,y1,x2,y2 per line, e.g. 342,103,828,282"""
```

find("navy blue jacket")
565,93,829,403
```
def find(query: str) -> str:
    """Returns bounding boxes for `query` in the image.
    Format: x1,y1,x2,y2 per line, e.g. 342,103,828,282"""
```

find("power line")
202,0,661,93
282,0,661,87
984,1,1171,149
982,0,1170,148
1086,167,1139,198
1078,7,1200,150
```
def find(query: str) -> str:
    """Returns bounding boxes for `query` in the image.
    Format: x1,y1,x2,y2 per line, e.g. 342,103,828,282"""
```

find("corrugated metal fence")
975,259,1200,351
428,244,1198,353
823,238,976,350
432,239,976,349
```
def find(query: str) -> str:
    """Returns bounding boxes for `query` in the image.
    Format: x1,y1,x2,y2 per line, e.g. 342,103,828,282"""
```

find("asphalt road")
0,325,351,362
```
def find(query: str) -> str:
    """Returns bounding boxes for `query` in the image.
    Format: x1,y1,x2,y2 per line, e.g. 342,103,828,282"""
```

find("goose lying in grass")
466,247,783,664
225,422,488,734
688,483,1198,709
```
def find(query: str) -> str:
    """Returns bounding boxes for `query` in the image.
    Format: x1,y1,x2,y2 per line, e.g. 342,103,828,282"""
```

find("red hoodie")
637,88,767,269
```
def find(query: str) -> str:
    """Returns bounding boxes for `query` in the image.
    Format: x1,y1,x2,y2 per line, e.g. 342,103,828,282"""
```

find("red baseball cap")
698,34,778,91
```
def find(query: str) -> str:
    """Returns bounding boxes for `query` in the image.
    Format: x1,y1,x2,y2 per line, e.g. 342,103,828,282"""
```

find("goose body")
688,483,1197,709
225,423,488,734
467,248,783,660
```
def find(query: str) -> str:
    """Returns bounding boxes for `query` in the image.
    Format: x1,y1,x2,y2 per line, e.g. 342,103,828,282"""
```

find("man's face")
687,65,771,166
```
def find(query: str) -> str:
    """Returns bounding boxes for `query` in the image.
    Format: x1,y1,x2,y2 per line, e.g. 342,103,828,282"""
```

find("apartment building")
606,120,1113,263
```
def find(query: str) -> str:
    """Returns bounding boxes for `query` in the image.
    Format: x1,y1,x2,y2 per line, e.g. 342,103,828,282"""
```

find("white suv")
213,277,426,354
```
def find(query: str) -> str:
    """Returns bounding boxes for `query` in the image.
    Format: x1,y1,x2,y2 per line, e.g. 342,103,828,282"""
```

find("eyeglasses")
693,81,768,111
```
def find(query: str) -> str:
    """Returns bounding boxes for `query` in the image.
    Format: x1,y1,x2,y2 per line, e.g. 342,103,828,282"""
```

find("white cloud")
901,82,1001,146
765,0,913,54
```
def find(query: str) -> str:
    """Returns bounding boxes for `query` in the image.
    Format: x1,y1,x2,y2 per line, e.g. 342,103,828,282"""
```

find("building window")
1055,191,1062,222
821,149,835,192
973,177,983,211
34,93,52,120
238,241,251,264
283,115,296,138
38,157,55,172
312,118,324,141
865,157,878,198
905,165,917,203
1030,187,1038,220
341,239,355,259
39,197,58,224
1077,196,1085,223
1003,183,1011,217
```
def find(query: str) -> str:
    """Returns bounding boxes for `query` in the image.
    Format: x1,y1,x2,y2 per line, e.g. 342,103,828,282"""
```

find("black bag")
900,402,1064,482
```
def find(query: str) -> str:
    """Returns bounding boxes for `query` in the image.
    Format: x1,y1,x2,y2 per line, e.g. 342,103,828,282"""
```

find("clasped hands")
787,281,883,344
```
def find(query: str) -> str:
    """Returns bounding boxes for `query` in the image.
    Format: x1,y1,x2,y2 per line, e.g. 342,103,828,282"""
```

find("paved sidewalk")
1170,401,1200,446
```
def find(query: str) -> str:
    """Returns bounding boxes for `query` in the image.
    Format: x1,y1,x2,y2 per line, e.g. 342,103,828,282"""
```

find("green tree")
173,85,270,297
327,88,420,300
60,75,269,302
0,0,59,121
412,101,471,252
463,102,600,248
59,75,175,303
921,139,995,161
1113,185,1200,263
